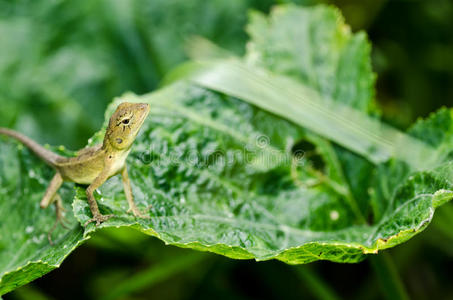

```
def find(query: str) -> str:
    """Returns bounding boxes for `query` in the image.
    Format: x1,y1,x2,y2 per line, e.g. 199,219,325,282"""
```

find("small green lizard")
0,102,150,240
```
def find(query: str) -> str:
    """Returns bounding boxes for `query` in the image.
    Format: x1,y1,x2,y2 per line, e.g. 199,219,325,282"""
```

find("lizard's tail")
0,127,63,166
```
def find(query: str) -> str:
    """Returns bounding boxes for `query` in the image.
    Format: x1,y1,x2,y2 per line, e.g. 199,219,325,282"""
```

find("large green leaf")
0,142,87,295
244,4,430,221
246,4,378,113
1,84,452,295
1,3,452,296
245,4,379,220
78,83,452,258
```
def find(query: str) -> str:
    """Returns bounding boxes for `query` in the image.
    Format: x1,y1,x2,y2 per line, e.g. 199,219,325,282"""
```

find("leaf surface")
0,142,86,295
74,83,452,265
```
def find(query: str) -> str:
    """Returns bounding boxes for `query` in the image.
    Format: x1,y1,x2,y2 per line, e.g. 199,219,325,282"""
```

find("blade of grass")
189,59,439,170
369,253,409,300
100,252,207,300
166,38,441,171
295,266,340,300
431,203,453,241
9,285,55,300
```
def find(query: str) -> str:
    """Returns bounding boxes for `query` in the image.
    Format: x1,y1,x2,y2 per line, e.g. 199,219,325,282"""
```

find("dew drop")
330,210,339,221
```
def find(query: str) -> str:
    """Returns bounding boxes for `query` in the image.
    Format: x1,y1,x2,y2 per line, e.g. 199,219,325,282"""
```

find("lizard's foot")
48,198,70,245
127,206,150,219
84,213,114,227
55,198,70,229
48,218,69,245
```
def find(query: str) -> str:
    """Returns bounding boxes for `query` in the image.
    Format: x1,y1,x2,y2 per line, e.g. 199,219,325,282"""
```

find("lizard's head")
105,102,150,150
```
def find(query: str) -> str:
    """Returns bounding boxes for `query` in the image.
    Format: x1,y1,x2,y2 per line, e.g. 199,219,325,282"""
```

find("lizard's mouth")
137,103,150,125
133,103,150,136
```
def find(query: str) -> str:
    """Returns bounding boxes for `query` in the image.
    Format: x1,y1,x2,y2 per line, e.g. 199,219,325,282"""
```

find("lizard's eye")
122,119,130,125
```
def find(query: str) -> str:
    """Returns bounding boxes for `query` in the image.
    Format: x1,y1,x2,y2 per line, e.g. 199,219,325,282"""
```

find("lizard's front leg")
122,165,149,218
84,167,114,226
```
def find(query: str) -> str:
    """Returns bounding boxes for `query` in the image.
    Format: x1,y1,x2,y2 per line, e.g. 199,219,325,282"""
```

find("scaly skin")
0,102,150,243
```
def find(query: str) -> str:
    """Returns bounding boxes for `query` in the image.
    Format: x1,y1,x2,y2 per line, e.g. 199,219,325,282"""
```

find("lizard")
0,102,150,242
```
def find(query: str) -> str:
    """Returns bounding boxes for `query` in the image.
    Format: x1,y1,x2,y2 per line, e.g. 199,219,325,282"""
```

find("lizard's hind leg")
40,172,63,208
40,173,68,244
47,194,70,244
51,194,70,228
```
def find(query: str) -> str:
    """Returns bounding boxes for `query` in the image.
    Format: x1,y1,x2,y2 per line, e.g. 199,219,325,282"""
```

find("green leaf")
1,83,452,295
246,4,378,113
0,141,87,295
178,5,447,226
245,4,377,219
74,83,453,270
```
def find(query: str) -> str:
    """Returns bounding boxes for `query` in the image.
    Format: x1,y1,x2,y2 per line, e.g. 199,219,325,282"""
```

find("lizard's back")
56,145,130,184
55,145,106,184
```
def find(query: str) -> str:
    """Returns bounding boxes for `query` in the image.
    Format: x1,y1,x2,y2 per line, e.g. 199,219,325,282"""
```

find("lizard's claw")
58,216,70,229
48,198,71,245
55,202,70,229
48,217,70,245
127,207,150,219
84,213,114,227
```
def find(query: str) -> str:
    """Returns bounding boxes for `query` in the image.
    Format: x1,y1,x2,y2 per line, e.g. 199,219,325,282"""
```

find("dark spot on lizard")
116,138,123,144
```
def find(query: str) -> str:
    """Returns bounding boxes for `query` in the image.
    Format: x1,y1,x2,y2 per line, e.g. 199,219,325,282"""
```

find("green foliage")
0,0,265,149
245,4,379,217
0,3,452,297
246,4,378,113
0,143,86,295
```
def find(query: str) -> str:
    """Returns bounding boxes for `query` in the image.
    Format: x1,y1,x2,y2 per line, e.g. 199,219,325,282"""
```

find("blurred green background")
1,0,452,299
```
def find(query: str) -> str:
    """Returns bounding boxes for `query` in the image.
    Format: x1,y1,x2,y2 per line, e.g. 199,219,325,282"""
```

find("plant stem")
100,252,206,300
296,266,341,300
432,203,453,240
369,253,409,300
